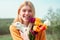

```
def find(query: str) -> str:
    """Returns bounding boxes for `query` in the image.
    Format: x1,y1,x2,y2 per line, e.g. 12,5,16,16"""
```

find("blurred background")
0,0,60,40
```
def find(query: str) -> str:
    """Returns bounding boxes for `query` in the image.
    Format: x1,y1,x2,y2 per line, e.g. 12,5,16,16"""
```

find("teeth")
25,16,30,18
23,15,31,19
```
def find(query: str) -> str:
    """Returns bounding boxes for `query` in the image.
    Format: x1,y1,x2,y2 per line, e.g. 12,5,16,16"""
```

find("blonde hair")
13,1,35,23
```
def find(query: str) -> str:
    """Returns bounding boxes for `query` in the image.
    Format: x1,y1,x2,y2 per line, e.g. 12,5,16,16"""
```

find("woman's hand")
20,31,30,40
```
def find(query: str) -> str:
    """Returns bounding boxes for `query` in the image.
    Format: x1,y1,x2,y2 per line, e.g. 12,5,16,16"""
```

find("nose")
25,11,29,15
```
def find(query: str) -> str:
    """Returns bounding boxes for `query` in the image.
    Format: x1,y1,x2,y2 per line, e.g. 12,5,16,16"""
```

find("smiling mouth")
23,15,31,19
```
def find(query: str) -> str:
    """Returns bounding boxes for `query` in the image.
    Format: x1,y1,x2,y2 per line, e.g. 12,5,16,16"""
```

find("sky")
0,0,60,18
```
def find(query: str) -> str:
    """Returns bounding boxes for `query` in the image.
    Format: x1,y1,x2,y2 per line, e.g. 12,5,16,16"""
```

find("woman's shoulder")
9,23,17,31
9,22,23,31
9,23,20,35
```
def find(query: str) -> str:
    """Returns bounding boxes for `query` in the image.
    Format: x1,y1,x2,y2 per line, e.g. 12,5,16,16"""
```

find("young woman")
9,1,46,40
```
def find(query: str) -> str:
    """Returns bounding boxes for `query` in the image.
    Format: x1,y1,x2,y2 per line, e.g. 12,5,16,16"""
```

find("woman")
9,1,46,40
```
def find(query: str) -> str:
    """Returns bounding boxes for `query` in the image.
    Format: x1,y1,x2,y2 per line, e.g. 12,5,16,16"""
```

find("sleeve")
34,18,46,40
40,30,46,40
9,25,23,40
35,30,46,40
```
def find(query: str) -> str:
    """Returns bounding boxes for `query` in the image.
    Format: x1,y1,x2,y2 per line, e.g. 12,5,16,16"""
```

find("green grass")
0,34,12,40
0,34,59,40
46,34,54,40
46,34,59,40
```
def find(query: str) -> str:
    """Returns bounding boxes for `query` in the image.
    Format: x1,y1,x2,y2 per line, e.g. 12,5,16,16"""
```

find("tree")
44,8,60,40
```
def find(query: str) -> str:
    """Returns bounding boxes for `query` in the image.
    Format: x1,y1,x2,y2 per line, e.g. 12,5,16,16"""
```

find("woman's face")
19,5,33,22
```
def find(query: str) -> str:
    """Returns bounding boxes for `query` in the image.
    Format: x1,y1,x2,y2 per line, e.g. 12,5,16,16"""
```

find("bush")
0,18,13,35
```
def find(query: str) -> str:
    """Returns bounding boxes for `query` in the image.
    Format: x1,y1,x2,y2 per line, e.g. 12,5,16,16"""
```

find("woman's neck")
23,21,29,27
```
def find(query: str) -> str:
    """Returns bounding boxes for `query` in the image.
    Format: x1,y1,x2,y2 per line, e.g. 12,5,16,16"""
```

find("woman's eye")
29,10,32,12
23,9,26,12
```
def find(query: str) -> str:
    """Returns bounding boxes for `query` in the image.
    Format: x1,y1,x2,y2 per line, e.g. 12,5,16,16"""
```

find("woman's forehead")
21,5,32,10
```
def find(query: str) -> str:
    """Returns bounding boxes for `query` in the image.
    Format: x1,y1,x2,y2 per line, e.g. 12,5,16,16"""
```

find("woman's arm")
9,25,23,40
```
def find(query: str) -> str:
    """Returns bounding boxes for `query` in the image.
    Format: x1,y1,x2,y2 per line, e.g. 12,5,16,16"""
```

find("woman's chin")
24,19,29,22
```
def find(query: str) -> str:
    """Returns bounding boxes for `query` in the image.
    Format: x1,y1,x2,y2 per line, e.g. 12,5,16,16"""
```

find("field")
0,34,12,40
0,18,60,40
0,34,59,40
